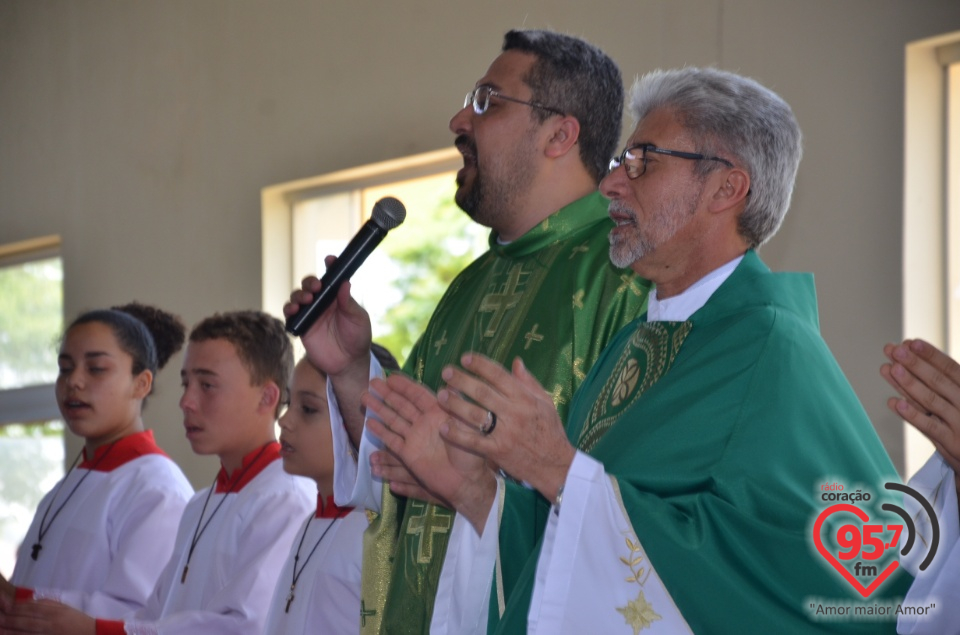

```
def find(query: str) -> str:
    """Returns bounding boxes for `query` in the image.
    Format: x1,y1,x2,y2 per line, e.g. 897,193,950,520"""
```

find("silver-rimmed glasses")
464,85,564,117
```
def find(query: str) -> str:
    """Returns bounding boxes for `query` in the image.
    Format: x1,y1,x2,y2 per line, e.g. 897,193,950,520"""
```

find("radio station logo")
812,481,938,599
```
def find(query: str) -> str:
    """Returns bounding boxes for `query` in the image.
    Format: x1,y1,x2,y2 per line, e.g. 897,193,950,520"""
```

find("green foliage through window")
0,257,63,389
374,194,487,364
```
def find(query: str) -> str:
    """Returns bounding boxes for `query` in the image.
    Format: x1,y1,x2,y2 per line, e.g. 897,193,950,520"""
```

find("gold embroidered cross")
479,265,524,337
524,324,544,350
617,273,646,297
569,242,589,259
573,357,585,381
433,331,448,356
406,501,452,563
551,384,567,406
572,289,585,309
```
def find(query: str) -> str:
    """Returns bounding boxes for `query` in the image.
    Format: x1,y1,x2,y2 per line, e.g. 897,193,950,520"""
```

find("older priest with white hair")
365,66,911,634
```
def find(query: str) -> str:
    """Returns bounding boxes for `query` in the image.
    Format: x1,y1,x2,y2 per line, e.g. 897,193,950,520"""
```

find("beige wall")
2,0,959,486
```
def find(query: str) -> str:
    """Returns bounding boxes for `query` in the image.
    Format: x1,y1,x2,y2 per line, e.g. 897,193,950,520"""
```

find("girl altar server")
1,303,193,618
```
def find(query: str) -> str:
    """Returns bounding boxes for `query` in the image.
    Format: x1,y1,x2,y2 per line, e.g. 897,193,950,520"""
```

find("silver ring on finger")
480,410,497,435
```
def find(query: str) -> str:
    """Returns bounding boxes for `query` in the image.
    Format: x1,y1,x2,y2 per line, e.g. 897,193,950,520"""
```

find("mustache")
454,134,477,157
607,200,637,220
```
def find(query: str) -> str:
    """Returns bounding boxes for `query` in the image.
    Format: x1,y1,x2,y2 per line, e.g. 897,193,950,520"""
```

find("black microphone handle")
285,221,388,336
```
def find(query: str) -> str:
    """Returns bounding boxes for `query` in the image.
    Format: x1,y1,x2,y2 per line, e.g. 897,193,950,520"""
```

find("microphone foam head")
371,197,406,231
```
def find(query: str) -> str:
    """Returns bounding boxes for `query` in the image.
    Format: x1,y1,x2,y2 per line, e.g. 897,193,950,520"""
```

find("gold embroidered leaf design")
616,590,662,634
618,533,657,629
611,359,640,407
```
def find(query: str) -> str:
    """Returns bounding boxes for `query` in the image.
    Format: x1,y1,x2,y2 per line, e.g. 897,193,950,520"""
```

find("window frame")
0,235,62,426
260,148,461,321
902,31,960,477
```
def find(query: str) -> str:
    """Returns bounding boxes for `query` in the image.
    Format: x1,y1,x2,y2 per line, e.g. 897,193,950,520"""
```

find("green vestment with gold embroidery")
362,192,650,634
490,251,911,634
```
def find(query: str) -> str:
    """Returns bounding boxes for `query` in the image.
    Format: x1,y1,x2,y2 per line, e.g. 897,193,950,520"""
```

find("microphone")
285,196,406,336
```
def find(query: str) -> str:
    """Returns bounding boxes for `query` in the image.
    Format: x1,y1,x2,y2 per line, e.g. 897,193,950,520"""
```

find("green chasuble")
364,192,651,635
492,251,911,634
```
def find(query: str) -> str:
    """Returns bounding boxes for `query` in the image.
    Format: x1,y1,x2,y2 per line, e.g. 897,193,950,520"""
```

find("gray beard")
609,229,654,268
607,200,654,268
606,193,698,268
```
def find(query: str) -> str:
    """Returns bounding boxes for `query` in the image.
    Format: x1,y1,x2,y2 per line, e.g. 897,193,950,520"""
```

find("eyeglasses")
609,143,734,179
464,85,564,117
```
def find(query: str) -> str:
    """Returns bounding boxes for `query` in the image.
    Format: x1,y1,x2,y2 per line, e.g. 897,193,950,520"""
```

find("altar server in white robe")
264,355,392,634
1,303,193,619
881,338,960,634
1,311,314,635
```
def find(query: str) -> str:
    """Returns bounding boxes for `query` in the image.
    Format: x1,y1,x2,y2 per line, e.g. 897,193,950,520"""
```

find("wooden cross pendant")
31,543,42,560
285,588,296,613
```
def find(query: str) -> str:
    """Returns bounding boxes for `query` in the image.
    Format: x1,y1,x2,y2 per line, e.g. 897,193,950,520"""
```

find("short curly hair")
189,311,294,416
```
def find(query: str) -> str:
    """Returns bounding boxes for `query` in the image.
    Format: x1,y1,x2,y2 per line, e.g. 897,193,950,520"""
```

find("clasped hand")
0,596,95,635
363,353,576,532
881,338,960,482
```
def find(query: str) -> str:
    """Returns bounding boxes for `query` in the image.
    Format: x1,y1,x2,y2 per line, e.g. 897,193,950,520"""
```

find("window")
903,31,960,477
948,58,960,358
263,148,488,365
0,236,65,577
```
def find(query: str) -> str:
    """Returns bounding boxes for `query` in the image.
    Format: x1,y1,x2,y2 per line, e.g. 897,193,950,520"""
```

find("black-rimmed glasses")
609,143,734,179
464,85,564,117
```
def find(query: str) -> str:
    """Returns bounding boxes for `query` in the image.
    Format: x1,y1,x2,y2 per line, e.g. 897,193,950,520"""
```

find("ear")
258,381,282,415
133,370,153,401
543,116,581,159
707,168,751,214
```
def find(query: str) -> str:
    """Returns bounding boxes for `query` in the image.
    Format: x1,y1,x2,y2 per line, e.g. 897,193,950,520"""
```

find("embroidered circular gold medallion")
576,321,692,452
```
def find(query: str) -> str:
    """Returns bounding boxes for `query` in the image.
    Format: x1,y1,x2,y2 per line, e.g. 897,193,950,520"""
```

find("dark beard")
452,128,537,231
454,134,482,219
455,174,482,220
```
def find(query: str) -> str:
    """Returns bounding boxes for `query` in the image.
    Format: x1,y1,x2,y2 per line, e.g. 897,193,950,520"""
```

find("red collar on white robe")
215,442,281,493
79,429,167,471
317,493,352,519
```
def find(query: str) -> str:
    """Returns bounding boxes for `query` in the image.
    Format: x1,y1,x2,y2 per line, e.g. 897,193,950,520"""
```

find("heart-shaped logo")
813,504,899,598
